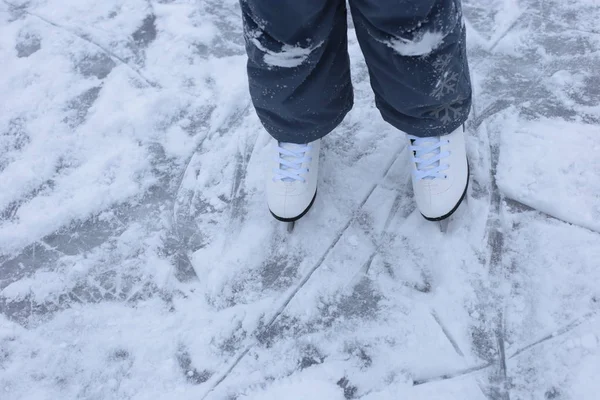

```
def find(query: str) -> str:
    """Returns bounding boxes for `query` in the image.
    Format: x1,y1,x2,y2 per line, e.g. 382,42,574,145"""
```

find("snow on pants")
240,0,472,143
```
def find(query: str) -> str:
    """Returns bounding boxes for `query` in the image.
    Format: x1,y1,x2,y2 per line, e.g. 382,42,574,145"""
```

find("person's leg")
349,0,471,221
241,0,351,222
241,0,352,144
348,0,471,137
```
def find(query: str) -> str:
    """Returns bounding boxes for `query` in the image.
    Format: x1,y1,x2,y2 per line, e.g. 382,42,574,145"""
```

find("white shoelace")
408,135,450,180
273,142,312,183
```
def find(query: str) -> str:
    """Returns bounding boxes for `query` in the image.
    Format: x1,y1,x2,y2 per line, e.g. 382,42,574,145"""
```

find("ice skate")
407,126,469,226
267,139,320,228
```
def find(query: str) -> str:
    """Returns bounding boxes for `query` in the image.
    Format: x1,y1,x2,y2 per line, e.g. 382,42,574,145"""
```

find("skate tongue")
410,136,441,180
278,142,308,183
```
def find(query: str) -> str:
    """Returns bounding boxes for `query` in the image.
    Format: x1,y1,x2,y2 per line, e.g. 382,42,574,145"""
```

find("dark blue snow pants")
241,0,472,143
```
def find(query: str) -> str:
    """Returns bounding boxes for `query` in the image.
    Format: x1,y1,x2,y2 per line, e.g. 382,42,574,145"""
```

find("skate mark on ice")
508,310,598,361
229,133,259,223
476,97,534,399
504,196,600,235
414,360,492,386
487,11,527,53
477,106,511,400
382,191,404,232
171,105,251,273
356,184,430,292
490,314,511,400
358,252,377,278
353,187,407,280
471,100,512,130
413,309,598,386
378,259,431,293
462,0,527,53
171,102,249,220
431,307,491,399
202,345,252,398
431,310,465,357
459,98,512,398
1,0,159,88
199,144,406,399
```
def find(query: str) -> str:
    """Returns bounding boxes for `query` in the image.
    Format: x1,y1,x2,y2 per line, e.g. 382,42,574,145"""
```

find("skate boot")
407,126,469,222
267,139,320,223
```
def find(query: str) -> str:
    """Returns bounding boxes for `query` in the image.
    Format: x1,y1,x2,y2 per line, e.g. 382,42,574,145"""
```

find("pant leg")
240,0,352,144
349,0,472,138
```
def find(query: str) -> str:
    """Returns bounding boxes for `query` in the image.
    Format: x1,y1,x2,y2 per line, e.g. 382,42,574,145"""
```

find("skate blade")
438,219,450,233
438,195,468,233
287,221,295,233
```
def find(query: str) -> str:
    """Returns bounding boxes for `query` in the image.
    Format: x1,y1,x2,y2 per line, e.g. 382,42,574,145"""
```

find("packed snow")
1,0,600,399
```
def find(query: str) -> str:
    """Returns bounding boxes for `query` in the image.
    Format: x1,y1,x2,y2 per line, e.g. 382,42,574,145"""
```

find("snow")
2,0,600,399
262,42,323,69
387,30,446,57
247,28,323,68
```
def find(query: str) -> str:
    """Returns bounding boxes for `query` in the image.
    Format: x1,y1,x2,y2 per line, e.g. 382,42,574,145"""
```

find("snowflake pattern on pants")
432,71,459,100
428,97,467,124
432,53,452,71
428,41,466,126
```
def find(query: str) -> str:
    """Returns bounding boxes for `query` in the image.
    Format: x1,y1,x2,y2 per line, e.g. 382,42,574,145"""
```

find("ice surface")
1,0,600,399
497,117,600,232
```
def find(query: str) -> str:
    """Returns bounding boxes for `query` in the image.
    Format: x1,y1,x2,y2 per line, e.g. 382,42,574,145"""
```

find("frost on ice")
247,29,323,68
